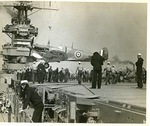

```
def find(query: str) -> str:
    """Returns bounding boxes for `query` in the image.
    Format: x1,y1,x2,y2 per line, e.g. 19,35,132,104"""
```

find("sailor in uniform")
20,80,44,122
135,53,144,88
76,62,83,84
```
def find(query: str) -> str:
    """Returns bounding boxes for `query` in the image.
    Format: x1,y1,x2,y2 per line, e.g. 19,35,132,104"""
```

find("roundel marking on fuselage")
74,50,83,59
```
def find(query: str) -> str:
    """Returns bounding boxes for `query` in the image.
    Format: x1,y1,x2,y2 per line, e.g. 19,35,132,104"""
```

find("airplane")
29,43,108,67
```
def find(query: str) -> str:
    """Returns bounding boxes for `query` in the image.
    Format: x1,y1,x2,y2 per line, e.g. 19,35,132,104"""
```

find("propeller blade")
29,38,34,57
29,49,32,57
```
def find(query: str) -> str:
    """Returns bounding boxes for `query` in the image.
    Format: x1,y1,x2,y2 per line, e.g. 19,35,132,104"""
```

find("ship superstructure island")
1,1,56,72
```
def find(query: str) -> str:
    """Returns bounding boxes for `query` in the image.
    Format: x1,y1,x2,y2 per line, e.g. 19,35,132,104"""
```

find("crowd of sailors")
14,61,146,85
16,62,91,84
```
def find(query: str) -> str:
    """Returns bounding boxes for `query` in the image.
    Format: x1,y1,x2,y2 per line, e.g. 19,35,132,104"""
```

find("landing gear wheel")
44,62,49,69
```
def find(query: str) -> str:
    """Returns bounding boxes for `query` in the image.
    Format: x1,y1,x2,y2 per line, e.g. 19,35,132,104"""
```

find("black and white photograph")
0,0,148,125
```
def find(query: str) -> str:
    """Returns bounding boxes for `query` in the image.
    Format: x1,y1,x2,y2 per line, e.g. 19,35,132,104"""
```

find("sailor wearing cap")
111,65,117,84
20,80,44,122
76,61,83,84
104,62,111,85
135,53,144,88
20,80,28,88
137,53,142,58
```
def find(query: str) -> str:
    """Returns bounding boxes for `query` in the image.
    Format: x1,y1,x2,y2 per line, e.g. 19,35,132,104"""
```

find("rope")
82,84,95,95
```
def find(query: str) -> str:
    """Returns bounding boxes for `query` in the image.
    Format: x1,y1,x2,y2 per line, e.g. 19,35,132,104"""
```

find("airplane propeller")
28,38,34,57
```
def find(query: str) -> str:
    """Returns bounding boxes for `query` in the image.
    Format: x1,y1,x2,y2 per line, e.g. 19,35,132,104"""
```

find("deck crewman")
19,80,44,122
31,61,37,83
76,62,83,84
135,53,144,88
91,52,104,89
37,62,46,83
104,62,111,85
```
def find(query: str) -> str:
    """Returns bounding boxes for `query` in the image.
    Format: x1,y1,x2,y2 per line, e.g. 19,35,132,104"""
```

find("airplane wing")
31,44,108,62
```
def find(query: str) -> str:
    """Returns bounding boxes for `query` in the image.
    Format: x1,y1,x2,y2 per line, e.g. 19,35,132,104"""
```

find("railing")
12,92,33,123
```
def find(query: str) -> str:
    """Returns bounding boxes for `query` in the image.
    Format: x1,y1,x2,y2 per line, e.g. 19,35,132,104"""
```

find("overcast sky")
32,2,147,66
0,1,147,71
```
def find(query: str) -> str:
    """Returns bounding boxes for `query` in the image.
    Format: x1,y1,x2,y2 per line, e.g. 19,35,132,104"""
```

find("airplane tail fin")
100,47,108,60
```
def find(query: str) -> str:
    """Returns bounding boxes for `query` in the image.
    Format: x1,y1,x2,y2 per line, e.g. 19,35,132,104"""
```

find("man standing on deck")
104,62,111,85
48,66,53,82
91,52,104,89
135,53,144,88
76,62,83,84
37,62,46,83
20,80,44,122
31,61,37,83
